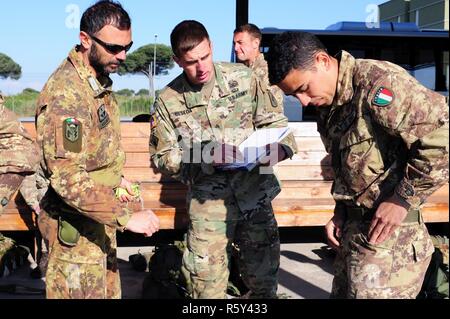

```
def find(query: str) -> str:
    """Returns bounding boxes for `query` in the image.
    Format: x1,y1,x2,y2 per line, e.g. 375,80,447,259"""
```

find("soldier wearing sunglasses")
36,0,160,299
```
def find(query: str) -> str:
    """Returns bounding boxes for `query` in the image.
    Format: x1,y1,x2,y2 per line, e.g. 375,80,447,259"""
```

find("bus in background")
246,21,449,122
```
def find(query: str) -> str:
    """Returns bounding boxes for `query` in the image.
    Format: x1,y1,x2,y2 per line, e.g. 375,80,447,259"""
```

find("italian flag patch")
373,87,394,107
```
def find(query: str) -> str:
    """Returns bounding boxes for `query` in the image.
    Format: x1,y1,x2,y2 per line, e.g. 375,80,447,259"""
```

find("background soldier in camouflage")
37,0,159,299
267,32,449,299
20,167,50,277
1,92,39,273
0,93,39,215
150,20,297,299
233,23,284,108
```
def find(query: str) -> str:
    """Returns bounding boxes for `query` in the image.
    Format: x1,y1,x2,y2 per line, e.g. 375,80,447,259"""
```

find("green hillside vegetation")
3,89,153,117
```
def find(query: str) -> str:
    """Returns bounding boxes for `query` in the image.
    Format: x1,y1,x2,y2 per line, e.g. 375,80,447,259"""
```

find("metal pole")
153,34,158,101
236,0,249,29
149,61,153,102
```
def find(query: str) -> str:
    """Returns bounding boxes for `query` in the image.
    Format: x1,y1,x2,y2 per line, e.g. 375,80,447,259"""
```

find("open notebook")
216,127,291,171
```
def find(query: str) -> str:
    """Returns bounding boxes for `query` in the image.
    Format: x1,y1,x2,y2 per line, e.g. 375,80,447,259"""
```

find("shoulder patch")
268,88,279,108
373,87,394,107
97,104,111,129
228,80,239,93
63,118,82,153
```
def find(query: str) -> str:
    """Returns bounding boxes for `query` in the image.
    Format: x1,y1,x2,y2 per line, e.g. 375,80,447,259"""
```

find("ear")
173,55,182,67
79,31,91,50
315,51,331,70
253,38,261,50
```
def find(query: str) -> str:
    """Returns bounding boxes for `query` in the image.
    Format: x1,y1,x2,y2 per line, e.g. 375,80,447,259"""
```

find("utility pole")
236,0,249,29
148,61,154,105
153,34,158,102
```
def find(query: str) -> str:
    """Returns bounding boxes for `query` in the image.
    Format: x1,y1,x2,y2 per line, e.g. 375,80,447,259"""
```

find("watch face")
404,184,415,197
1,197,8,207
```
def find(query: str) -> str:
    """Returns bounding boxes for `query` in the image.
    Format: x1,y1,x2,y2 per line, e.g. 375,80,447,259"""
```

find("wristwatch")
395,179,420,209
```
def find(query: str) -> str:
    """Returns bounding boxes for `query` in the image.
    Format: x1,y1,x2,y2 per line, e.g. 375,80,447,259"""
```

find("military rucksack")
417,235,449,299
142,242,190,299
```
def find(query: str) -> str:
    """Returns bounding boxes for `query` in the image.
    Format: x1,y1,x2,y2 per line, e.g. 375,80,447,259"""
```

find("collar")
250,53,266,70
183,63,232,108
331,50,356,108
68,46,113,98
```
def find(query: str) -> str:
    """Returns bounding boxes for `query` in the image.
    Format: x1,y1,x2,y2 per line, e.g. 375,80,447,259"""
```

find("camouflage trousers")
331,214,434,299
46,224,120,299
182,189,280,299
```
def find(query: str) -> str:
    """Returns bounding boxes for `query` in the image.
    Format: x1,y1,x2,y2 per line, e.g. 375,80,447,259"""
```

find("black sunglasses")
90,35,133,54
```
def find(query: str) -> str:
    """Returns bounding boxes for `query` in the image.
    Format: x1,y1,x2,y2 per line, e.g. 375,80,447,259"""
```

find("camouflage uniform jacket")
150,62,297,212
251,53,284,110
317,50,449,211
0,94,39,214
36,47,131,229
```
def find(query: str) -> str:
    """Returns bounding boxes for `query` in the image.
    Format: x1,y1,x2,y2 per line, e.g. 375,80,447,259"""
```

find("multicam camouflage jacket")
317,50,449,210
251,53,284,109
150,62,297,212
36,47,131,229
20,166,49,211
0,94,39,214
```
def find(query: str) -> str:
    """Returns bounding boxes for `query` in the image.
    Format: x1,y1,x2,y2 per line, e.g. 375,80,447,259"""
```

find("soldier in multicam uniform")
149,20,297,299
233,23,284,109
267,32,449,299
36,0,159,299
0,93,39,215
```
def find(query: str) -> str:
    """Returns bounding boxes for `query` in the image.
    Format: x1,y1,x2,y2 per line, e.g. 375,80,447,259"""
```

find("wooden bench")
1,122,448,231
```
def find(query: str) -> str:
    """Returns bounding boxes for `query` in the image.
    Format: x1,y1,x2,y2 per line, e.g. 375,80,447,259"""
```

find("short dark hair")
170,20,210,58
267,32,327,85
234,23,262,42
80,0,131,35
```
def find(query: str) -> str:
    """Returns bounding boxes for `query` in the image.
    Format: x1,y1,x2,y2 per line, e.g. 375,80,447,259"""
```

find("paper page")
216,127,290,171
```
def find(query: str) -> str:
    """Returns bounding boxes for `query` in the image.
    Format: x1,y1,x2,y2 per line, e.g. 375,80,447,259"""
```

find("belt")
345,206,421,223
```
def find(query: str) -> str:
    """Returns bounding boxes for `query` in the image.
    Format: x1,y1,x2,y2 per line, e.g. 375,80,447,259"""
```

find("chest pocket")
172,113,208,144
338,117,385,194
86,104,121,171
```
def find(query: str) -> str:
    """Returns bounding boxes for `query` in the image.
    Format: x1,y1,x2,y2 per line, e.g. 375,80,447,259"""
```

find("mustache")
107,60,122,66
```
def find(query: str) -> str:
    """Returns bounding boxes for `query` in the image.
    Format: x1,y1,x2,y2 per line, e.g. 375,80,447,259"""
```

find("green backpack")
418,235,449,299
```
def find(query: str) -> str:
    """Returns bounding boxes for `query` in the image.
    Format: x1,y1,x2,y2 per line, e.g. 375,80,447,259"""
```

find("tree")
136,89,150,96
115,89,135,97
22,88,39,94
0,53,22,80
118,44,174,78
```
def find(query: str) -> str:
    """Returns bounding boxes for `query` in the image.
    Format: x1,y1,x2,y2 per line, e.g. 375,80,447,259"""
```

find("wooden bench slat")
4,184,448,211
123,151,332,168
21,122,322,139
122,166,336,182
120,136,327,153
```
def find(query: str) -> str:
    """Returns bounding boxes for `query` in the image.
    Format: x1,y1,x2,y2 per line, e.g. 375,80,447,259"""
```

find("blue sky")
0,0,385,95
